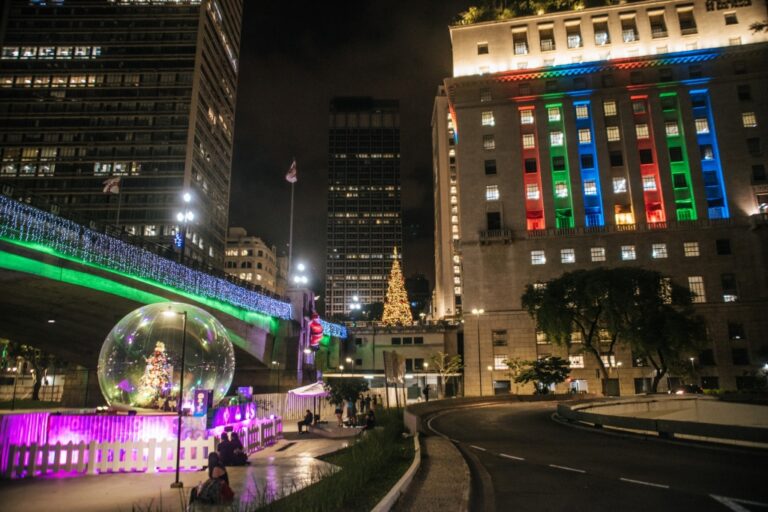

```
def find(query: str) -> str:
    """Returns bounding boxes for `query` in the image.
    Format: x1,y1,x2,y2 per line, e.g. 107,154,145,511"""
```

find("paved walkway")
0,431,349,512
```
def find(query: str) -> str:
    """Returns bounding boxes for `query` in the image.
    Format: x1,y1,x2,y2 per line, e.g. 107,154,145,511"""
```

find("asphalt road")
427,402,768,512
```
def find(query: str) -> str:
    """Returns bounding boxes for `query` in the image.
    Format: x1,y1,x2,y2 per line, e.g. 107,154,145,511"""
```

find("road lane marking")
549,464,586,473
470,445,487,451
450,439,460,443
620,477,670,489
499,453,525,461
710,494,768,512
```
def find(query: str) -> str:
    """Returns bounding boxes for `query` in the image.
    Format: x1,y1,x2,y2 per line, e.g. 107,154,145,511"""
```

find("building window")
716,239,731,255
547,107,561,122
649,11,668,38
753,164,766,182
591,247,606,262
578,129,591,144
612,177,627,193
520,109,534,124
683,241,700,257
539,27,555,51
692,118,709,134
522,133,536,149
642,175,657,191
494,355,508,370
721,273,738,302
486,185,500,201
747,138,760,156
575,105,589,119
652,243,667,259
606,126,621,142
566,24,582,48
568,355,584,368
555,182,569,198
728,322,745,340
742,112,757,128
732,348,750,365
583,180,597,196
524,158,537,173
480,88,492,102
724,12,738,25
531,250,546,265
482,111,495,127
677,8,697,35
635,124,650,139
526,183,540,200
737,84,751,101
483,134,495,150
484,159,497,175
665,122,680,137
688,276,705,303
621,245,636,261
477,43,489,55
550,131,564,146
561,248,575,264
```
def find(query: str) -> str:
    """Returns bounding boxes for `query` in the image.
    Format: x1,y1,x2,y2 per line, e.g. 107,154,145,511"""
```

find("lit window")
555,182,569,198
483,134,495,150
632,100,646,114
577,129,591,144
688,276,705,303
143,225,157,236
526,183,540,200
635,124,650,139
522,133,535,149
584,180,597,196
481,111,495,126
1,47,19,60
666,122,680,136
591,247,606,262
603,101,617,116
520,110,534,124
480,88,492,102
652,243,668,259
742,112,757,128
683,241,700,257
494,355,508,370
615,210,634,225
486,185,500,201
561,248,575,264
548,107,561,122
613,177,627,193
550,131,564,146
621,245,636,261
568,356,584,368
575,105,589,119
606,126,621,141
531,250,546,265
694,118,709,134
642,175,657,191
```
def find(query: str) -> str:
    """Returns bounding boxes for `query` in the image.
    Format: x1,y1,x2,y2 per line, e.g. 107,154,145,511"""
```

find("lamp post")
272,361,281,393
175,192,194,264
165,307,188,490
689,357,695,372
471,308,485,396
292,262,310,287
616,361,622,396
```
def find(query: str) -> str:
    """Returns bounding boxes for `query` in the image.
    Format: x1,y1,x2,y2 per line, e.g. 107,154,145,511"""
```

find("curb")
370,433,421,512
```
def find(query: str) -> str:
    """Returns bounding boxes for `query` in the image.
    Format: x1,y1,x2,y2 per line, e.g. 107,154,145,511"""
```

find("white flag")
102,177,121,194
285,159,297,183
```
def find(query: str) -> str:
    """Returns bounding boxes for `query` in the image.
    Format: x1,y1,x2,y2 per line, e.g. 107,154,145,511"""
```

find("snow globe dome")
97,302,235,409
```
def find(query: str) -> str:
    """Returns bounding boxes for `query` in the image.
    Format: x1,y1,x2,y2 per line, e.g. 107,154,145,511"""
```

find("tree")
514,357,570,394
429,352,463,398
381,248,413,326
324,378,369,407
136,341,172,408
2,340,62,401
503,357,526,394
750,20,768,33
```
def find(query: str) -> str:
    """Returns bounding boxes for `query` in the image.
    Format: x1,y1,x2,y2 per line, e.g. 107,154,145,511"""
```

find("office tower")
0,0,243,267
224,227,284,296
326,97,403,318
433,0,768,395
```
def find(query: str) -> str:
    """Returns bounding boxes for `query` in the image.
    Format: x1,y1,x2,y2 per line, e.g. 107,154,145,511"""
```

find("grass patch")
252,409,414,512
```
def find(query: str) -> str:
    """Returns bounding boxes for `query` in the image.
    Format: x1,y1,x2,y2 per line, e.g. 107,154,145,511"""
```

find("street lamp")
292,261,310,286
163,307,188,490
471,308,485,396
689,357,695,372
175,192,194,264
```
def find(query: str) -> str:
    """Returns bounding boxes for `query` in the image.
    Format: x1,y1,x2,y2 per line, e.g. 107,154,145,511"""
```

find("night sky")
229,1,470,298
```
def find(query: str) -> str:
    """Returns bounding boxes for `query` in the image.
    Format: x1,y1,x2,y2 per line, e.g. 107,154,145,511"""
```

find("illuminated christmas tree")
136,341,172,408
382,247,414,326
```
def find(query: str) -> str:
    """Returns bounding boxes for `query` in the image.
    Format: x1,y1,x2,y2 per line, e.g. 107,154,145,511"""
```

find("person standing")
364,394,372,413
423,385,430,402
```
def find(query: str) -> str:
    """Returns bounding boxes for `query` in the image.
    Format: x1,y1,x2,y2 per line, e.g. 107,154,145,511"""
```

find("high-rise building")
0,0,243,268
224,227,284,296
433,0,768,395
325,97,403,318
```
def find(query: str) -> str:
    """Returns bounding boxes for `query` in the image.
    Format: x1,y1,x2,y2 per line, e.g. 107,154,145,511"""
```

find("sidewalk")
0,430,350,512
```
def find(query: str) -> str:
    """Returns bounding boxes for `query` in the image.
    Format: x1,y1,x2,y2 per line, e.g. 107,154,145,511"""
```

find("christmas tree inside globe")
97,302,235,410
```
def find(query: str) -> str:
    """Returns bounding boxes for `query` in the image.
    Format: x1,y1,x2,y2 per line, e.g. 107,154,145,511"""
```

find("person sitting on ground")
334,405,343,427
206,450,229,484
364,410,376,430
229,432,249,465
191,466,234,505
298,409,313,434
217,432,235,466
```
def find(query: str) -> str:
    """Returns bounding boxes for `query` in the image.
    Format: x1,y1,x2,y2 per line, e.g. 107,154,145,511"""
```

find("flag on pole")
285,159,297,183
102,177,121,194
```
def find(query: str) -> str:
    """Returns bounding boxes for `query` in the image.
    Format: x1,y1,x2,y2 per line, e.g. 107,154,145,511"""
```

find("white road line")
450,439,460,444
499,453,525,461
549,464,586,474
620,477,670,489
470,445,487,451
710,494,768,512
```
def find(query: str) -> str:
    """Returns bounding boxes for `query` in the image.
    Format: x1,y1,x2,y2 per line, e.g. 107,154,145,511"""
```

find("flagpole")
115,186,123,229
287,179,295,275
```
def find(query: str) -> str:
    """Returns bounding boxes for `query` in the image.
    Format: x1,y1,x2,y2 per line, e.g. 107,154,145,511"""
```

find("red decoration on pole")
309,313,323,350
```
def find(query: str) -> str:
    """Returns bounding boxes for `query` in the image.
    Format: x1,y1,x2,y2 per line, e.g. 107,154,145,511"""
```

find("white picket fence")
4,417,282,479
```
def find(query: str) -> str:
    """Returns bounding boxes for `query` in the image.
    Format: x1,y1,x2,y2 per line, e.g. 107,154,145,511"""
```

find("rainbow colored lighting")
659,91,697,221
545,102,575,229
631,95,666,224
572,99,604,227
518,105,545,230
689,89,729,219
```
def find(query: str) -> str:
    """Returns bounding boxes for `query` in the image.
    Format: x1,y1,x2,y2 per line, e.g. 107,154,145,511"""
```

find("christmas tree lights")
381,247,413,326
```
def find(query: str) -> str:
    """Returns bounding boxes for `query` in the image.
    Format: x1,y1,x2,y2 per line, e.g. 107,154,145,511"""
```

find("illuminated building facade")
0,0,242,268
433,0,768,395
224,227,283,296
325,97,403,318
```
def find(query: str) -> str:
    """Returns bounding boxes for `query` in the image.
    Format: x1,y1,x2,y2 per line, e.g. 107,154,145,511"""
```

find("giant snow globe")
97,302,235,410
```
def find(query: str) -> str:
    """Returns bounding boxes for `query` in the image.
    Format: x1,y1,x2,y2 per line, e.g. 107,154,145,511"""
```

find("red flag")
285,159,297,183
102,177,121,194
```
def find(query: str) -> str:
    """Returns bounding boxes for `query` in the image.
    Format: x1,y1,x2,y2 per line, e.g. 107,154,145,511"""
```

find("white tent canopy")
287,380,329,398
